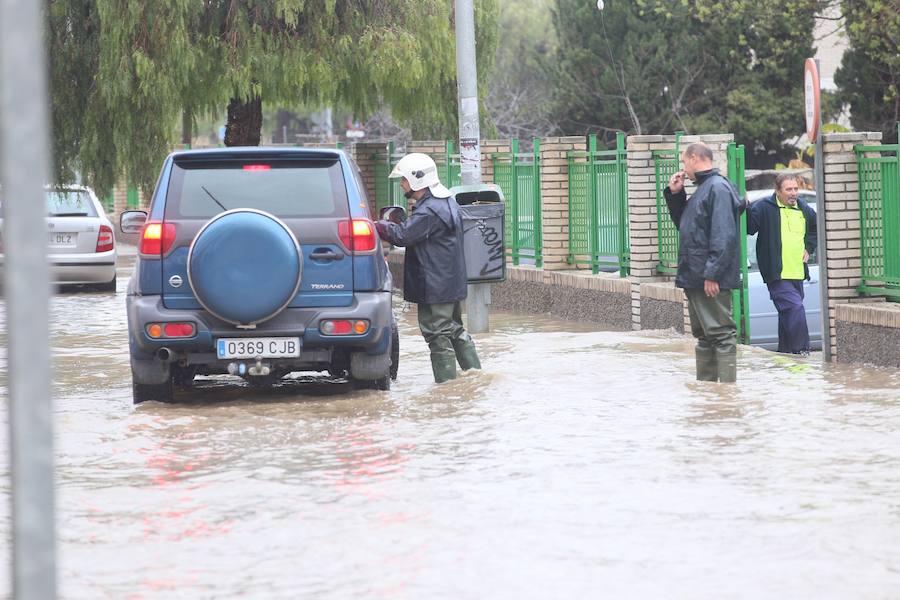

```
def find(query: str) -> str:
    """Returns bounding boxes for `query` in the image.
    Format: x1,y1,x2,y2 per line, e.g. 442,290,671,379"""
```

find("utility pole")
1,0,58,597
455,0,490,333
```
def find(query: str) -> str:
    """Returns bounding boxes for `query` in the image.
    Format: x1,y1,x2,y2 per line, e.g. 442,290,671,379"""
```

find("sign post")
806,57,832,362
1,0,58,597
455,0,490,333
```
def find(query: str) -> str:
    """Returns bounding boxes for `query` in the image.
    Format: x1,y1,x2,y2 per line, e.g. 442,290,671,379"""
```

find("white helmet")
388,153,451,198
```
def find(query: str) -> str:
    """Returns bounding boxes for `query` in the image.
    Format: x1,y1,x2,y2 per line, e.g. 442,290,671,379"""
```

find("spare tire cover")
188,209,301,326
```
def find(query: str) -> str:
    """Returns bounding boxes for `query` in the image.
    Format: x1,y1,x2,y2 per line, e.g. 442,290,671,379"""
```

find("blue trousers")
767,279,810,354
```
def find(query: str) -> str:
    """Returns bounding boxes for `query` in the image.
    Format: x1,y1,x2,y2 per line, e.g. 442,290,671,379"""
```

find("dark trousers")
684,289,737,382
767,279,810,354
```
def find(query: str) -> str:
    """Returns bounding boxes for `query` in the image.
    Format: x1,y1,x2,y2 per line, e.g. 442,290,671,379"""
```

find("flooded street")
2,259,900,599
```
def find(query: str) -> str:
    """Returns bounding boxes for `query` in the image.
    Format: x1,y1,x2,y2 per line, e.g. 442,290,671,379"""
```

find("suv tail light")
338,219,376,253
146,322,196,338
139,221,177,256
95,225,115,253
320,319,369,336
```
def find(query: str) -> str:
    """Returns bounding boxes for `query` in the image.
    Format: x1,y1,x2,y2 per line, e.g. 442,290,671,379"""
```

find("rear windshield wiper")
201,186,227,212
50,212,89,217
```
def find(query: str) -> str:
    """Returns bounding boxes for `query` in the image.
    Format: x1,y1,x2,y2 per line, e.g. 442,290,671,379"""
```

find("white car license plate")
217,337,301,359
48,232,76,247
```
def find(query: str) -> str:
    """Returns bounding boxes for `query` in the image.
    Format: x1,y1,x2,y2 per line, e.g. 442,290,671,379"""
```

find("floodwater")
1,257,900,599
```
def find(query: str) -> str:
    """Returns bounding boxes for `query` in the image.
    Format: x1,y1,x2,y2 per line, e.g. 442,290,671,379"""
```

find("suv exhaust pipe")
156,347,174,362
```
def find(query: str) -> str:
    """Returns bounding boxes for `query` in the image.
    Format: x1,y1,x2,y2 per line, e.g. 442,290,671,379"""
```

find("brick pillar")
113,183,128,216
626,134,733,330
539,136,584,271
354,142,388,217
820,131,883,360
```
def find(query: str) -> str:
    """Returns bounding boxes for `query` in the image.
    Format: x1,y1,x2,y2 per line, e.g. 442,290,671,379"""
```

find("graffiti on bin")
464,218,504,277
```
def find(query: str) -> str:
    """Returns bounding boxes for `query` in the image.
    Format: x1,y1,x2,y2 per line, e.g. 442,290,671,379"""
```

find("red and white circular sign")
804,58,821,141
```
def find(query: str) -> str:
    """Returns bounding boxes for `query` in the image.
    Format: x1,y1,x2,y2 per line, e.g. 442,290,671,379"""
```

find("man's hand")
704,279,719,298
803,249,810,263
668,171,686,194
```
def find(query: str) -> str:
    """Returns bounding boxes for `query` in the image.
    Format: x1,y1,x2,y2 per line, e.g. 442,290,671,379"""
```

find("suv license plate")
217,337,301,360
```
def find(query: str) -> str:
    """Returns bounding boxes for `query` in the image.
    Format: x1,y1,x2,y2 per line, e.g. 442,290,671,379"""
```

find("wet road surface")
1,258,900,598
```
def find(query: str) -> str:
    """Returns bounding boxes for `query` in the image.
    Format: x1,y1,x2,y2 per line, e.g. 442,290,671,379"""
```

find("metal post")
533,138,543,269
510,138,520,265
0,0,58,597
813,60,832,362
588,134,599,274
455,0,489,333
616,132,628,277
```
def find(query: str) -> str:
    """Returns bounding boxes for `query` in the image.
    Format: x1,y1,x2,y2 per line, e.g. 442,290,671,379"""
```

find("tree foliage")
485,0,558,140
48,0,498,193
552,0,820,165
835,0,900,143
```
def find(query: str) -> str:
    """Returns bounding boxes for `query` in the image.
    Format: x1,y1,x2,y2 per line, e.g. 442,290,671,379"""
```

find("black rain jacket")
747,194,818,284
664,168,743,290
375,190,468,305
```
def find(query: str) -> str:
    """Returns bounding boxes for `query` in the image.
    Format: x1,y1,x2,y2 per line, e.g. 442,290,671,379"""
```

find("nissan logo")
169,275,183,288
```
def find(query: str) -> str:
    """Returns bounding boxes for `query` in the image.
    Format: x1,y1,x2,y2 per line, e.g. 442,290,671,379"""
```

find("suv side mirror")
379,205,407,224
120,210,148,234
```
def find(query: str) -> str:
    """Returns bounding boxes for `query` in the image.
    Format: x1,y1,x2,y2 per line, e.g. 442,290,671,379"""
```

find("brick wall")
539,136,585,270
625,134,733,330
820,131,883,359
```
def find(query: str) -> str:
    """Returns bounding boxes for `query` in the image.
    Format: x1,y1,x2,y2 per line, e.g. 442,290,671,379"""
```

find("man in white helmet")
374,153,481,383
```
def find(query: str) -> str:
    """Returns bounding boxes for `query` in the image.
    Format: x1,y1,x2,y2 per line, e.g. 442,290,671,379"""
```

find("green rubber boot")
716,349,737,383
695,346,718,382
431,354,458,384
452,337,482,371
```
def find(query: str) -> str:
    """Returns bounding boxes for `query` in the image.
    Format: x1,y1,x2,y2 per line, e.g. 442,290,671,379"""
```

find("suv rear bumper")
127,291,393,359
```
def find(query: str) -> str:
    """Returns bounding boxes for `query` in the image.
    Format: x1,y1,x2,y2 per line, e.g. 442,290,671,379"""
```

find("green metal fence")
727,142,750,344
492,138,542,267
374,141,407,212
654,133,683,274
566,133,629,275
438,140,462,189
855,126,900,299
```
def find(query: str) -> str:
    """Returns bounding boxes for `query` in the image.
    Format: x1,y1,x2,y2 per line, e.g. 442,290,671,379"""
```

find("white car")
0,186,117,291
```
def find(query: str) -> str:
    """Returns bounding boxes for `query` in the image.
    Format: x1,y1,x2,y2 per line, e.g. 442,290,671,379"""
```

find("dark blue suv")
120,148,397,402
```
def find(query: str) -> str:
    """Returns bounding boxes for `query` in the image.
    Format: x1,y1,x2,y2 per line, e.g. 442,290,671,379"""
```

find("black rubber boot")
695,346,718,382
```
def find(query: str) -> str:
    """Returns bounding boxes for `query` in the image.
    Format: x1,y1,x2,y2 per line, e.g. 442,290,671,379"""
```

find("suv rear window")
165,159,348,219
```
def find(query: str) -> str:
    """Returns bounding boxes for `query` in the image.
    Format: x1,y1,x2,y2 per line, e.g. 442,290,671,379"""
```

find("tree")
485,0,559,140
835,0,900,143
48,0,499,194
552,0,821,165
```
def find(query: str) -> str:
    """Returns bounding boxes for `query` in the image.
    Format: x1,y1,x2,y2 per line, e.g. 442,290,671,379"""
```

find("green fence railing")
653,132,683,274
855,125,900,299
374,141,407,212
492,138,542,267
438,140,462,189
566,133,629,275
727,142,750,344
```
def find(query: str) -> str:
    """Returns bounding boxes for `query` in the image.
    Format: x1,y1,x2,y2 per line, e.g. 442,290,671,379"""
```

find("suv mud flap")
350,330,392,380
130,356,171,385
